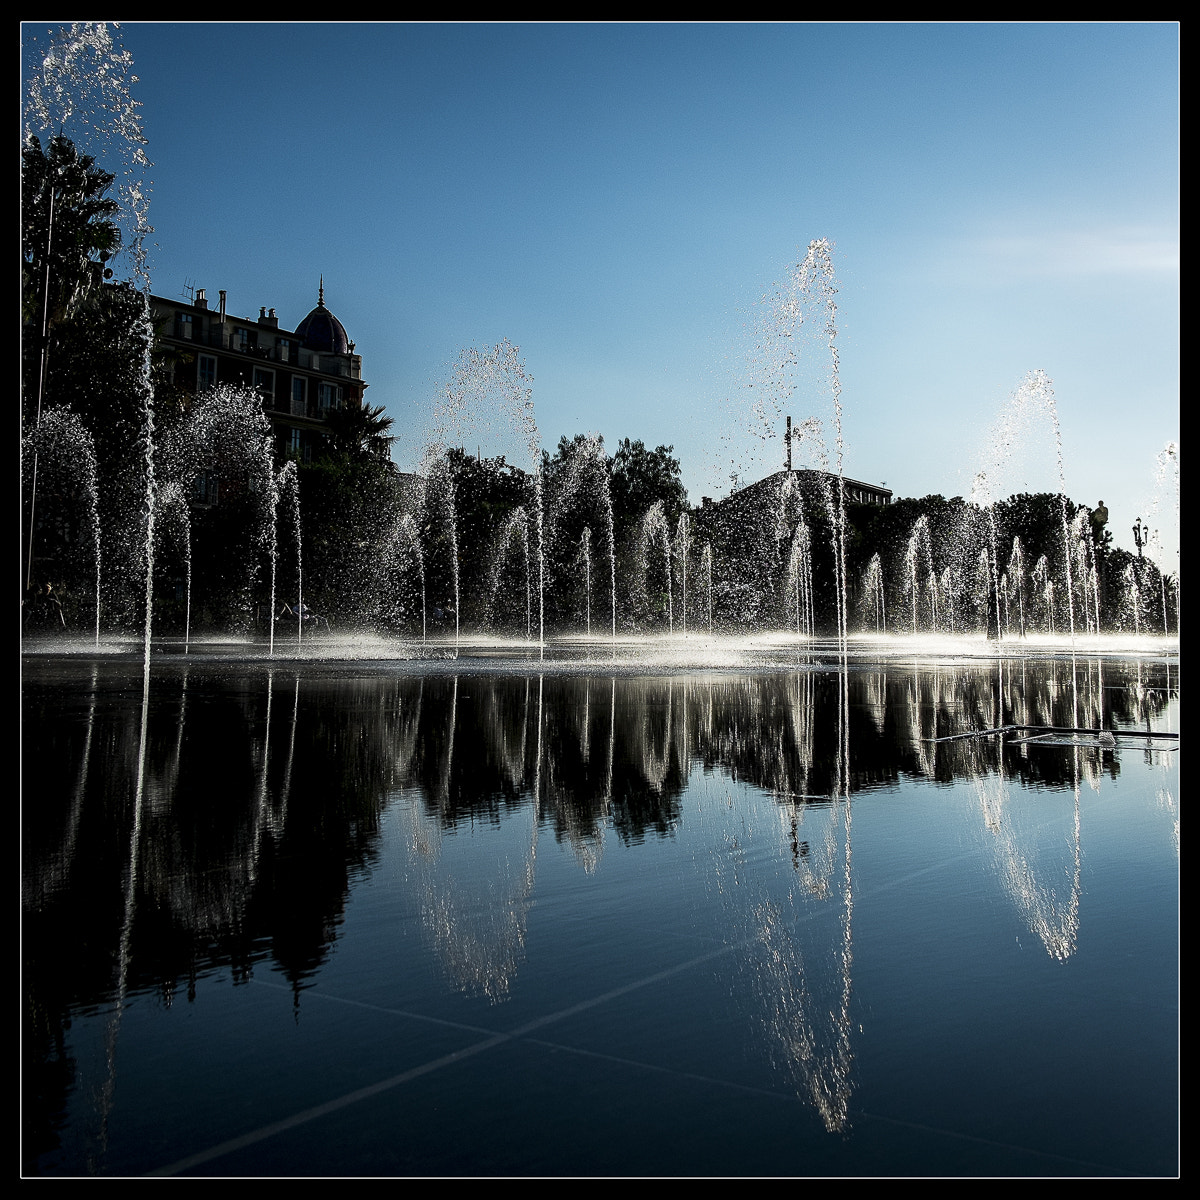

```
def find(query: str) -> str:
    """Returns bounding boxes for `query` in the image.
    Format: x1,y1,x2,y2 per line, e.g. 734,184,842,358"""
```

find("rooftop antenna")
180,277,196,303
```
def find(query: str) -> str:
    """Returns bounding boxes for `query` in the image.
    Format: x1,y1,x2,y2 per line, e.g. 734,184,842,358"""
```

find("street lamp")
1132,517,1148,559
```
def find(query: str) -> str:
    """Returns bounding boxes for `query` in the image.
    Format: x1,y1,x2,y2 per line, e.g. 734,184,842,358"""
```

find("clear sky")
23,21,1179,559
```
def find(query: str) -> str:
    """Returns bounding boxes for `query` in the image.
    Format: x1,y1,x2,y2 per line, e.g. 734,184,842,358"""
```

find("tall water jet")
791,241,849,648
1141,441,1179,633
543,432,614,640
702,542,714,634
1148,529,1172,636
973,547,993,636
786,517,815,638
21,406,103,643
1122,562,1142,636
981,371,1076,640
724,238,849,645
904,514,933,634
675,512,691,635
1032,554,1055,635
810,239,850,653
639,501,674,633
407,462,460,647
134,296,157,671
437,340,542,648
965,370,1088,643
606,482,617,643
1008,537,1026,638
275,461,303,647
580,526,592,636
444,477,460,650
23,25,157,660
392,511,427,642
23,23,154,291
968,472,1006,641
168,383,276,637
860,552,885,634
154,478,191,650
486,507,533,639
939,566,957,634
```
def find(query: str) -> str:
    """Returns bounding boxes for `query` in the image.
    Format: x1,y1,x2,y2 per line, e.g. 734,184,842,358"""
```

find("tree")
321,402,394,461
608,439,687,542
23,280,155,623
22,134,121,406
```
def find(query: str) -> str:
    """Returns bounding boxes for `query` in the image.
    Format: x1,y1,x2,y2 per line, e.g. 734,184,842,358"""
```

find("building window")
291,377,306,416
254,368,275,403
236,328,253,352
198,355,217,391
318,382,342,415
290,428,303,459
193,471,219,506
176,312,194,340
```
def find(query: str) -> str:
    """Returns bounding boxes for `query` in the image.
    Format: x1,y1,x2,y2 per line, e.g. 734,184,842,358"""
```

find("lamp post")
1132,517,1148,560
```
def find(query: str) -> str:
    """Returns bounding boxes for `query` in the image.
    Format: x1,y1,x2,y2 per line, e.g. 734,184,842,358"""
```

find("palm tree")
322,402,394,460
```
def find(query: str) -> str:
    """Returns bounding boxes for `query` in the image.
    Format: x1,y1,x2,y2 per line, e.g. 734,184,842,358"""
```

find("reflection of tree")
23,655,1179,1161
22,667,397,1033
24,658,1176,1003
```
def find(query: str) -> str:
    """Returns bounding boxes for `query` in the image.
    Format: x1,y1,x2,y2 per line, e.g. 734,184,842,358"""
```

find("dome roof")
295,279,350,354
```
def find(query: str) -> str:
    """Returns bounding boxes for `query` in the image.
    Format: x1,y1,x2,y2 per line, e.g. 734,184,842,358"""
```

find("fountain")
675,512,691,635
1032,554,1055,635
19,73,1177,666
21,406,103,643
938,566,957,634
385,511,427,642
1141,441,1180,635
638,501,674,633
1008,537,1026,638
542,432,617,642
19,301,1180,661
860,553,885,635
153,477,191,651
20,25,1179,1181
903,515,934,634
274,461,303,648
1122,562,1143,636
485,506,534,639
579,527,592,636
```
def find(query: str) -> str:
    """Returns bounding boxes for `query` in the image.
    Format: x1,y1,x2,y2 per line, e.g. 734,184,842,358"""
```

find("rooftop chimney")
218,290,227,323
195,288,207,309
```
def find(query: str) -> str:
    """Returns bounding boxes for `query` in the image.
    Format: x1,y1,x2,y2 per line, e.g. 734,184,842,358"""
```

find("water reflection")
712,666,855,1132
22,655,1177,1168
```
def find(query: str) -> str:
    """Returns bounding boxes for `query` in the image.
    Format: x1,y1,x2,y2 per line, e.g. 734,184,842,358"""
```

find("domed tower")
292,276,365,418
295,277,352,356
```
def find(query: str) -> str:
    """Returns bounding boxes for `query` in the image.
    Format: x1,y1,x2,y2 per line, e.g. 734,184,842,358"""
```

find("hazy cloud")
944,226,1179,283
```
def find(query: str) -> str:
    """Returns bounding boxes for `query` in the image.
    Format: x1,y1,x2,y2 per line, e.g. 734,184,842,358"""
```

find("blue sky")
23,22,1179,558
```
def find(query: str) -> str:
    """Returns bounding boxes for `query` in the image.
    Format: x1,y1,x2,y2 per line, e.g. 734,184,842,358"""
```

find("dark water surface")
22,646,1179,1176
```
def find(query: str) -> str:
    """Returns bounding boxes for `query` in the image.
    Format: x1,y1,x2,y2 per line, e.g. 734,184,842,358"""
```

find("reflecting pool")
22,641,1179,1176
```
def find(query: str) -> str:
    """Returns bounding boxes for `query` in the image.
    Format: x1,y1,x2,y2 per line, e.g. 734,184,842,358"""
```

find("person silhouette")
23,581,65,629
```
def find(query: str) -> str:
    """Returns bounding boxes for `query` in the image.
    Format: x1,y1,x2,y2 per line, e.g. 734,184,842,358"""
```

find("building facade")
151,280,369,466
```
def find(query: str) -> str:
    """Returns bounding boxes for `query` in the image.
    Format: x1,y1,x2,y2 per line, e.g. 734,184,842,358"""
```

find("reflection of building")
151,279,367,465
